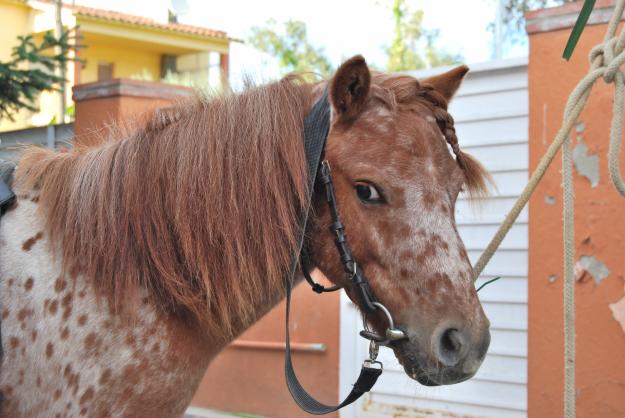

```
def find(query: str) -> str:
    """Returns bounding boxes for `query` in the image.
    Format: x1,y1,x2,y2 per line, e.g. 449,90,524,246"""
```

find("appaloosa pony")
0,56,491,417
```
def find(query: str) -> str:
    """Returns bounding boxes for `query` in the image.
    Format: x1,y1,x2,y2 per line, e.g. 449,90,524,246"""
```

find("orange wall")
73,79,193,146
191,276,340,418
527,2,625,417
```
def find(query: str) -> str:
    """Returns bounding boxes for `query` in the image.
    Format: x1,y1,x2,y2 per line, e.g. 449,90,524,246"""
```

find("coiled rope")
471,2,625,417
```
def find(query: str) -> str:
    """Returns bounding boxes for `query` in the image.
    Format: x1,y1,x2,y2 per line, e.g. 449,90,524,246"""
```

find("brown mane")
13,71,487,339
15,77,313,338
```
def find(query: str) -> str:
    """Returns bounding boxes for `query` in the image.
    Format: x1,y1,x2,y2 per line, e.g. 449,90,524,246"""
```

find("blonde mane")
15,77,312,338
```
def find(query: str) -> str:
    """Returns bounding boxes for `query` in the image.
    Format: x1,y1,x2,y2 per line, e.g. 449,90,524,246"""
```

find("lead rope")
471,2,625,417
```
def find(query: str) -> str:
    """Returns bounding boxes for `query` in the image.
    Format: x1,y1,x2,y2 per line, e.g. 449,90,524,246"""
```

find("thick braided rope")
469,2,625,417
563,130,576,418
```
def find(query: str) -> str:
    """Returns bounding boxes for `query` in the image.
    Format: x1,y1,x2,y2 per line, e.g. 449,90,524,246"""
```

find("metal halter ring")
360,302,407,345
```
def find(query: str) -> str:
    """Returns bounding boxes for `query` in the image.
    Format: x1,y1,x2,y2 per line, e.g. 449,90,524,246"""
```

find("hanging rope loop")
589,37,625,83
473,0,625,281
470,2,625,417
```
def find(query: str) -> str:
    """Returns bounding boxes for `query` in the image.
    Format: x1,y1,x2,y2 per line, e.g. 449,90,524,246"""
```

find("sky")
75,0,529,83
177,0,527,67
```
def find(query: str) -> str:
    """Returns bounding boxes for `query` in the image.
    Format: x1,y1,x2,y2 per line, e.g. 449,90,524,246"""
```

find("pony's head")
308,56,491,386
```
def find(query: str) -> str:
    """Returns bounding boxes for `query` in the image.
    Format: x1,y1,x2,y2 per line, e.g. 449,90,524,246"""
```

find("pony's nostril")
435,328,465,366
442,329,461,352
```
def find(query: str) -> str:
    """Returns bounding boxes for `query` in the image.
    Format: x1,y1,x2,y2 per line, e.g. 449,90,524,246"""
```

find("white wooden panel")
456,198,529,224
411,57,528,97
381,352,526,385
464,143,528,171
468,249,528,277
475,354,527,384
451,60,528,97
489,328,528,357
341,59,529,418
459,223,528,250
481,301,528,330
454,70,527,96
456,116,528,147
369,374,526,411
450,89,528,123
364,392,527,418
458,170,529,199
476,276,528,304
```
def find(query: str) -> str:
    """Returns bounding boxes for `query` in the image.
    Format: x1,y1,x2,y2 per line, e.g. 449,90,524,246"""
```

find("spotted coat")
0,196,216,417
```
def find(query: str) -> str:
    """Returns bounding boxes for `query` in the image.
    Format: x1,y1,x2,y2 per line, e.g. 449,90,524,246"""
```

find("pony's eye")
355,183,384,203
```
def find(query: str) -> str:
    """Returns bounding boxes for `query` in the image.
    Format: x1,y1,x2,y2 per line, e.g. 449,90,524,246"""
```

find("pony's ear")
422,65,469,102
329,55,371,122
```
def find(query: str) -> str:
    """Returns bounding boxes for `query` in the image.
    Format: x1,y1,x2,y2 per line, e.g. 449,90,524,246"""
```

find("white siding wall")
339,58,529,418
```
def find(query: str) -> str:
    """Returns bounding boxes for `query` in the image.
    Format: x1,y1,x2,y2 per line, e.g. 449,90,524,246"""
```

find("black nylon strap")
285,275,382,414
0,160,15,367
0,161,15,215
303,89,331,186
285,90,382,414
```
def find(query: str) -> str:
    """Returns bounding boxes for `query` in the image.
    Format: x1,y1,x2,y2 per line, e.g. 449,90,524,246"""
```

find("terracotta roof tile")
35,1,229,40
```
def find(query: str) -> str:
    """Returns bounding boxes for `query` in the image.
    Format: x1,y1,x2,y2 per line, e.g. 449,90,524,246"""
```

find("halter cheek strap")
285,90,383,414
286,90,406,414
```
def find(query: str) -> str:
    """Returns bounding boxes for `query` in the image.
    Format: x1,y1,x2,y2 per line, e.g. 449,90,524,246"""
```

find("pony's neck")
15,78,320,343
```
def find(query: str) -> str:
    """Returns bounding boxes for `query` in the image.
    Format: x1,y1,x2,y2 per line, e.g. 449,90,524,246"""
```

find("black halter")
284,91,406,414
0,161,15,373
0,162,15,215
299,161,377,311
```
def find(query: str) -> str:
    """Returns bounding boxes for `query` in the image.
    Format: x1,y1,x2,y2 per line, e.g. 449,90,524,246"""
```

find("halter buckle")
362,359,383,370
368,339,379,361
363,337,383,371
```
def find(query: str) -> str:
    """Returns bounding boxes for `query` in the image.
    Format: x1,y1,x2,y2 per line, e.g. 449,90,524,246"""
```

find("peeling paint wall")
528,5,625,418
575,255,610,284
609,295,625,334
572,132,600,187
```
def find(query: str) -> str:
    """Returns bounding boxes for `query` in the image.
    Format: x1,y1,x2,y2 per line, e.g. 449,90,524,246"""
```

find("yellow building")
0,0,231,131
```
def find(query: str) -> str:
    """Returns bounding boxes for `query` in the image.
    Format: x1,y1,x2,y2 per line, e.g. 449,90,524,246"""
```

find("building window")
168,9,178,23
161,54,177,79
98,62,114,81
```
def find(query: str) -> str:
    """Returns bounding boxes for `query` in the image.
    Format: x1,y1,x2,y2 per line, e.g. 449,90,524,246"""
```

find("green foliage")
386,0,462,72
500,0,575,31
248,19,333,78
0,28,79,121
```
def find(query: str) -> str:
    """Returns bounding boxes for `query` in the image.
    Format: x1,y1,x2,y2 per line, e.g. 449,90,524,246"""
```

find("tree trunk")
55,0,66,124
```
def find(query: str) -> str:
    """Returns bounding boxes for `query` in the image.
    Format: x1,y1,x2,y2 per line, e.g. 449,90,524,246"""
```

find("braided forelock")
370,72,490,196
417,83,466,169
416,80,491,197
